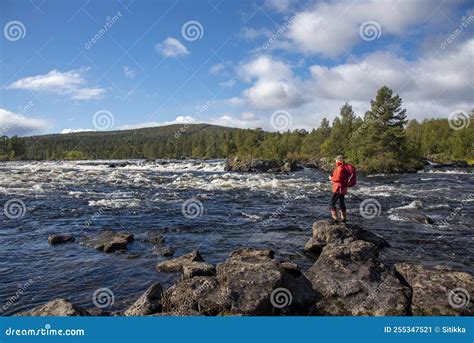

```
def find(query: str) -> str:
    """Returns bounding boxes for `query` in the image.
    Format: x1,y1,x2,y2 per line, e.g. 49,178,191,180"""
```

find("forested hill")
1,87,473,172
21,123,242,160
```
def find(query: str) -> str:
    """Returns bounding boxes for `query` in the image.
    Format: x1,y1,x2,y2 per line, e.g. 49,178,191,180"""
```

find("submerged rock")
395,263,474,316
48,234,75,245
153,246,175,257
86,230,134,253
156,251,215,278
124,283,163,316
304,220,388,256
143,231,165,244
305,241,411,316
16,299,90,316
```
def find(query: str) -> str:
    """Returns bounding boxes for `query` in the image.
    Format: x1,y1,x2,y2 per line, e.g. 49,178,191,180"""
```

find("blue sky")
0,0,473,136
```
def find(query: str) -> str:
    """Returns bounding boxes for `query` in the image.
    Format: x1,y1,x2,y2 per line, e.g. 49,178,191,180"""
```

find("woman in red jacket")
329,155,349,224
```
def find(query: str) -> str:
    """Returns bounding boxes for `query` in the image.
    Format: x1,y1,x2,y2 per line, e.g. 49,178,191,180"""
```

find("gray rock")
305,241,411,316
48,234,75,245
156,251,215,278
15,299,90,316
85,230,134,253
395,263,474,315
224,159,297,173
124,283,163,316
144,231,165,244
153,246,175,257
216,248,316,315
162,276,227,315
304,220,388,256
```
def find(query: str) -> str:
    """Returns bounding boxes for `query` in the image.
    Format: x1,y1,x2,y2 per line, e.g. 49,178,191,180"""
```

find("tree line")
1,86,472,172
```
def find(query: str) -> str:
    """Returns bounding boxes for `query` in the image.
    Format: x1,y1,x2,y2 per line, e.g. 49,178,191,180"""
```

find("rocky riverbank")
224,157,472,174
16,221,473,316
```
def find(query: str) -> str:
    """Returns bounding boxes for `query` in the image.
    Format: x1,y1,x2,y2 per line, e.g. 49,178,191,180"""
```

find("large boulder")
304,220,388,256
162,277,228,315
48,234,75,245
161,248,316,316
216,248,316,315
15,299,90,316
84,230,134,253
124,283,163,316
395,263,474,315
156,251,215,278
305,241,411,316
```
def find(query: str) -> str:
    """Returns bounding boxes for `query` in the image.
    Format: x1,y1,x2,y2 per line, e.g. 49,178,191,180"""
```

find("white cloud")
0,108,49,136
7,69,106,100
226,37,473,129
238,27,272,41
155,37,189,57
309,39,474,109
284,0,449,58
219,79,236,88
61,128,95,134
264,0,293,13
209,112,263,129
233,55,306,109
209,62,233,76
123,65,136,79
118,115,196,130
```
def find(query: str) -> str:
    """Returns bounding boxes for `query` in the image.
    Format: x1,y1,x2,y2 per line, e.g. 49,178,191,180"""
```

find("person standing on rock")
328,155,351,224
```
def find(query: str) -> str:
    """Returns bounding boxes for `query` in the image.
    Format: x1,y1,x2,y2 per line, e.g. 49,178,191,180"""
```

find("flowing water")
0,160,472,315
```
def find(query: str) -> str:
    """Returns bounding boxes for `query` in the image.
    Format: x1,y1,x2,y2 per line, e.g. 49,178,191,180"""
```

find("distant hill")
21,123,253,160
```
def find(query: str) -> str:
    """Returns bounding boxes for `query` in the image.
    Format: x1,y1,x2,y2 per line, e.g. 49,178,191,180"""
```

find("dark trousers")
329,192,346,212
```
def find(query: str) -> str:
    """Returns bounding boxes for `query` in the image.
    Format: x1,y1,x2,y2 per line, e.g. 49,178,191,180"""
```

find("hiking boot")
340,211,347,224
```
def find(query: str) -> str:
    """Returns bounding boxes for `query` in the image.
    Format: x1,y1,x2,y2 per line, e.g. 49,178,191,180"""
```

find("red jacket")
330,162,348,195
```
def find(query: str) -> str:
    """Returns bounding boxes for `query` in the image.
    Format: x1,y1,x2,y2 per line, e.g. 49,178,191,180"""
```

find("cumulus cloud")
285,0,449,58
7,69,106,100
0,108,49,136
155,37,189,57
226,37,473,128
234,55,306,109
309,38,474,110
